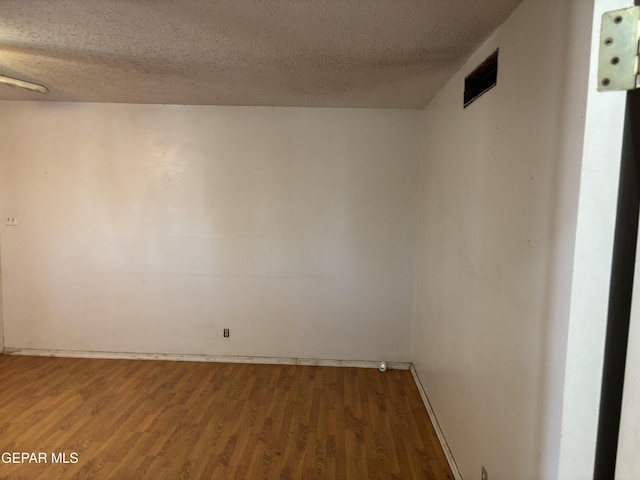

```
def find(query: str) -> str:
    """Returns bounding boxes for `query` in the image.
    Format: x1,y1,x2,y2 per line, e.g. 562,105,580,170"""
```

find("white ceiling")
0,0,523,108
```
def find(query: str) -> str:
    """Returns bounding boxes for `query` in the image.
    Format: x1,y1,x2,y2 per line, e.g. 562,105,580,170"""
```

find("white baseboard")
3,348,410,370
410,364,463,480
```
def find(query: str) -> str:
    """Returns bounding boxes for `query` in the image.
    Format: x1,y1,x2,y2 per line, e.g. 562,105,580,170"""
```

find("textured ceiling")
0,0,523,108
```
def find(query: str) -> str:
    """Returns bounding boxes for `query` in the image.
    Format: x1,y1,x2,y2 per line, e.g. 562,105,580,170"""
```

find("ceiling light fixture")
0,74,48,94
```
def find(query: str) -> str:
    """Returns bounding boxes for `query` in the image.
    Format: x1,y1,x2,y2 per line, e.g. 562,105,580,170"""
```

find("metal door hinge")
598,6,640,91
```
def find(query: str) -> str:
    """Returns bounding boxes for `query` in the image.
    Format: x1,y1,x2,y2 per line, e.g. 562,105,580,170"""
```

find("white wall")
412,0,594,478
0,103,421,362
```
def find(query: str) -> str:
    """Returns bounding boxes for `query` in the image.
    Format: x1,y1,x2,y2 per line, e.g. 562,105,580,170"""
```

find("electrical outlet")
481,466,488,480
5,217,18,226
223,328,229,338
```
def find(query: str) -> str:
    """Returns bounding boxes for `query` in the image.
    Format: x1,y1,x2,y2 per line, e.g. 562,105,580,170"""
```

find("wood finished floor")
0,355,453,480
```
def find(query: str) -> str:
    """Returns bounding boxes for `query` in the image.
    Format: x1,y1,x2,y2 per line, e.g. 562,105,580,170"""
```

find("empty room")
1,0,638,479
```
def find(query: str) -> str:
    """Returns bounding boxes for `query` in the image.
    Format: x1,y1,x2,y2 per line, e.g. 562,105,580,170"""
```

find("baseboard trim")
3,348,411,370
410,364,463,480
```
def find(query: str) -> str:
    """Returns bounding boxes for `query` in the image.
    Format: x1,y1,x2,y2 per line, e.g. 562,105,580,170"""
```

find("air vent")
464,49,499,108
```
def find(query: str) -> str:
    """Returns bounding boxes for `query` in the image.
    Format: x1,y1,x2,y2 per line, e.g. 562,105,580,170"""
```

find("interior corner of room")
0,0,637,479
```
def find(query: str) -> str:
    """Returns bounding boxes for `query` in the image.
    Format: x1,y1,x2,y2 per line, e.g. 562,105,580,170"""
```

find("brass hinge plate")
598,6,640,92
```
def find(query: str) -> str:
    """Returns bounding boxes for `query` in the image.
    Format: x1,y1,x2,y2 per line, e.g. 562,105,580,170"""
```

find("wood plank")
0,355,453,479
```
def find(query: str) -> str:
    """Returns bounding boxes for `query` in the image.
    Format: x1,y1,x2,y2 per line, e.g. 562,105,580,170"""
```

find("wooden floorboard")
0,355,453,479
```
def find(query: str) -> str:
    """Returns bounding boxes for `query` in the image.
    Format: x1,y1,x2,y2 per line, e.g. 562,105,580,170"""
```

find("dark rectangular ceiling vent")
464,49,499,108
